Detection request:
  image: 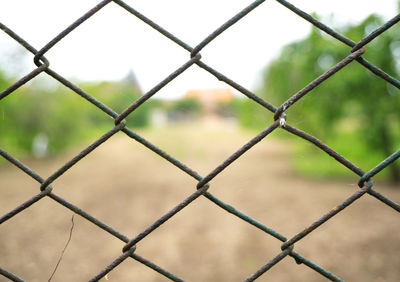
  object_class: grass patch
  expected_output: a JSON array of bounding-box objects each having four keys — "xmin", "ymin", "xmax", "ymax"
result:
[{"xmin": 292, "ymin": 131, "xmax": 390, "ymax": 181}]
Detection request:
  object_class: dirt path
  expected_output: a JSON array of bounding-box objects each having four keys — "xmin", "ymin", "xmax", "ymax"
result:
[{"xmin": 1, "ymin": 124, "xmax": 399, "ymax": 281}]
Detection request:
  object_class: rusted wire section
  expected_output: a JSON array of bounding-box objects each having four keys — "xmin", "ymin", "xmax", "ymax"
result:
[
  {"xmin": 0, "ymin": 267, "xmax": 24, "ymax": 282},
  {"xmin": 245, "ymin": 246, "xmax": 294, "ymax": 282},
  {"xmin": 273, "ymin": 48, "xmax": 365, "ymax": 121},
  {"xmin": 1, "ymin": 0, "xmax": 399, "ymax": 281}
]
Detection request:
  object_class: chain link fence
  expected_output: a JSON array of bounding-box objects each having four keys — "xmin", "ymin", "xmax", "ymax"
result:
[{"xmin": 1, "ymin": 0, "xmax": 399, "ymax": 281}]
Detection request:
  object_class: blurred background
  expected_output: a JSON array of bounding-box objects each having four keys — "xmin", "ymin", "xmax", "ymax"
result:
[{"xmin": 1, "ymin": 0, "xmax": 400, "ymax": 281}]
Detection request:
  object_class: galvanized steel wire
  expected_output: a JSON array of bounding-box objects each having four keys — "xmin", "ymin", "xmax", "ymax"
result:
[{"xmin": 1, "ymin": 1, "xmax": 400, "ymax": 281}]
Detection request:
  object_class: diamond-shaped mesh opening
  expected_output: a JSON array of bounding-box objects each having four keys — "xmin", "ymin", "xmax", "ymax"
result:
[
  {"xmin": 45, "ymin": 2, "xmax": 189, "ymax": 87},
  {"xmin": 49, "ymin": 134, "xmax": 199, "ymax": 236}
]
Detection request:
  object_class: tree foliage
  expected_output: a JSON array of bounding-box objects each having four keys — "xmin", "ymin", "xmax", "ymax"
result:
[
  {"xmin": 0, "ymin": 75, "xmax": 152, "ymax": 157},
  {"xmin": 257, "ymin": 14, "xmax": 400, "ymax": 182}
]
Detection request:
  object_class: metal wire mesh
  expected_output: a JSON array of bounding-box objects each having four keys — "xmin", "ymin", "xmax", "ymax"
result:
[{"xmin": 1, "ymin": 0, "xmax": 399, "ymax": 281}]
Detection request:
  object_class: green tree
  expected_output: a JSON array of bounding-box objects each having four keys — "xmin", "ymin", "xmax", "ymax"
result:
[
  {"xmin": 1, "ymin": 75, "xmax": 151, "ymax": 157},
  {"xmin": 258, "ymin": 14, "xmax": 400, "ymax": 183}
]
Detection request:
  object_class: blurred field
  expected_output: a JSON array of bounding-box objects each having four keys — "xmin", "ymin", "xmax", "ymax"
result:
[{"xmin": 0, "ymin": 123, "xmax": 399, "ymax": 282}]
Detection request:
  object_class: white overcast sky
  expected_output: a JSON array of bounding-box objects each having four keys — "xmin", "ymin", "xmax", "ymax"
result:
[{"xmin": 0, "ymin": 0, "xmax": 398, "ymax": 99}]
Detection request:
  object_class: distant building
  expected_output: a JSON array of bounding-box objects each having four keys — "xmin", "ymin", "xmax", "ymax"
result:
[
  {"xmin": 184, "ymin": 88, "xmax": 234, "ymax": 113},
  {"xmin": 182, "ymin": 88, "xmax": 237, "ymax": 128}
]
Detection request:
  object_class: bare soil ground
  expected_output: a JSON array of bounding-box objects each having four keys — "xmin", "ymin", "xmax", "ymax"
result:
[{"xmin": 1, "ymin": 123, "xmax": 399, "ymax": 282}]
